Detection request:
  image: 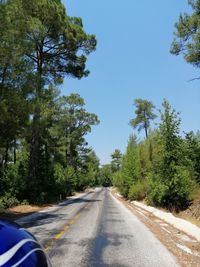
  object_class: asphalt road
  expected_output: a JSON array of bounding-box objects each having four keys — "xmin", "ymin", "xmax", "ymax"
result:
[{"xmin": 18, "ymin": 188, "xmax": 179, "ymax": 267}]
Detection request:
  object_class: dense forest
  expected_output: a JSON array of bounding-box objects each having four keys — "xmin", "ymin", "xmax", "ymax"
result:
[{"xmin": 0, "ymin": 0, "xmax": 103, "ymax": 207}]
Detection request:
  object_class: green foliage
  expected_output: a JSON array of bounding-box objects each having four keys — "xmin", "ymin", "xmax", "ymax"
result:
[
  {"xmin": 53, "ymin": 93, "xmax": 99, "ymax": 170},
  {"xmin": 82, "ymin": 151, "xmax": 100, "ymax": 188},
  {"xmin": 130, "ymin": 99, "xmax": 157, "ymax": 139},
  {"xmin": 159, "ymin": 100, "xmax": 181, "ymax": 165},
  {"xmin": 128, "ymin": 180, "xmax": 149, "ymax": 201},
  {"xmin": 0, "ymin": 0, "xmax": 99, "ymax": 205},
  {"xmin": 113, "ymin": 99, "xmax": 198, "ymax": 212},
  {"xmin": 53, "ymin": 164, "xmax": 76, "ymax": 198},
  {"xmin": 171, "ymin": 0, "xmax": 200, "ymax": 69},
  {"xmin": 111, "ymin": 149, "xmax": 122, "ymax": 173},
  {"xmin": 112, "ymin": 170, "xmax": 122, "ymax": 188},
  {"xmin": 147, "ymin": 166, "xmax": 194, "ymax": 211},
  {"xmin": 0, "ymin": 193, "xmax": 19, "ymax": 209},
  {"xmin": 0, "ymin": 150, "xmax": 29, "ymax": 197},
  {"xmin": 114, "ymin": 135, "xmax": 140, "ymax": 198},
  {"xmin": 147, "ymin": 100, "xmax": 194, "ymax": 211},
  {"xmin": 99, "ymin": 165, "xmax": 112, "ymax": 187},
  {"xmin": 184, "ymin": 131, "xmax": 200, "ymax": 184},
  {"xmin": 146, "ymin": 175, "xmax": 168, "ymax": 207},
  {"xmin": 137, "ymin": 138, "xmax": 152, "ymax": 178}
]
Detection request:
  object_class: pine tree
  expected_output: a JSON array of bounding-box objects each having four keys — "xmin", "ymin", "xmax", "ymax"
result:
[{"xmin": 130, "ymin": 99, "xmax": 156, "ymax": 139}]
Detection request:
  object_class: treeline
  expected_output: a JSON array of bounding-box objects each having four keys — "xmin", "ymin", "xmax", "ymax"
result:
[
  {"xmin": 0, "ymin": 0, "xmax": 100, "ymax": 206},
  {"xmin": 112, "ymin": 99, "xmax": 200, "ymax": 211},
  {"xmin": 112, "ymin": 0, "xmax": 200, "ymax": 212}
]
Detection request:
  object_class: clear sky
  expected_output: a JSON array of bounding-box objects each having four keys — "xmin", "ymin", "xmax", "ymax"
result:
[{"xmin": 61, "ymin": 0, "xmax": 200, "ymax": 165}]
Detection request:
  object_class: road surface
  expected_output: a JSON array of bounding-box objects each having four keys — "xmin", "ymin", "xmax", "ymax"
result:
[{"xmin": 18, "ymin": 188, "xmax": 179, "ymax": 266}]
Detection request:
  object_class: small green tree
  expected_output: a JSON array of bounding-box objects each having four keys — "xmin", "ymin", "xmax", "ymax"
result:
[
  {"xmin": 80, "ymin": 150, "xmax": 100, "ymax": 188},
  {"xmin": 116, "ymin": 135, "xmax": 140, "ymax": 198},
  {"xmin": 148, "ymin": 100, "xmax": 193, "ymax": 211},
  {"xmin": 111, "ymin": 149, "xmax": 122, "ymax": 173},
  {"xmin": 184, "ymin": 131, "xmax": 200, "ymax": 184}
]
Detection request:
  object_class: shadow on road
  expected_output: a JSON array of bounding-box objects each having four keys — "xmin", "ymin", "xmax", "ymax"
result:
[
  {"xmin": 20, "ymin": 197, "xmax": 102, "ymax": 229},
  {"xmin": 58, "ymin": 197, "xmax": 102, "ymax": 207}
]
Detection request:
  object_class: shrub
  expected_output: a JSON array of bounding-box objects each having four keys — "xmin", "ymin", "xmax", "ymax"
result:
[
  {"xmin": 53, "ymin": 164, "xmax": 76, "ymax": 198},
  {"xmin": 146, "ymin": 175, "xmax": 168, "ymax": 206},
  {"xmin": 128, "ymin": 180, "xmax": 149, "ymax": 201},
  {"xmin": 112, "ymin": 171, "xmax": 122, "ymax": 188},
  {"xmin": 0, "ymin": 151, "xmax": 29, "ymax": 201},
  {"xmin": 21, "ymin": 199, "xmax": 29, "ymax": 205},
  {"xmin": 147, "ymin": 166, "xmax": 194, "ymax": 211},
  {"xmin": 0, "ymin": 193, "xmax": 19, "ymax": 209},
  {"xmin": 1, "ymin": 164, "xmax": 19, "ymax": 195},
  {"xmin": 166, "ymin": 166, "xmax": 194, "ymax": 210}
]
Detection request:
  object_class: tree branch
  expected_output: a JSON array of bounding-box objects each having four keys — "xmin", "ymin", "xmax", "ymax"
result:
[{"xmin": 187, "ymin": 76, "xmax": 200, "ymax": 82}]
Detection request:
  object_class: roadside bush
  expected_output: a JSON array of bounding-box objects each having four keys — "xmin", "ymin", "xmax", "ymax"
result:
[
  {"xmin": 53, "ymin": 164, "xmax": 76, "ymax": 199},
  {"xmin": 128, "ymin": 180, "xmax": 149, "ymax": 201},
  {"xmin": 21, "ymin": 199, "xmax": 29, "ymax": 205},
  {"xmin": 166, "ymin": 166, "xmax": 194, "ymax": 210},
  {"xmin": 0, "ymin": 193, "xmax": 19, "ymax": 209},
  {"xmin": 118, "ymin": 175, "xmax": 130, "ymax": 198},
  {"xmin": 1, "ymin": 164, "xmax": 19, "ymax": 195},
  {"xmin": 112, "ymin": 171, "xmax": 122, "ymax": 188},
  {"xmin": 146, "ymin": 174, "xmax": 168, "ymax": 207},
  {"xmin": 0, "ymin": 151, "xmax": 30, "ymax": 201},
  {"xmin": 112, "ymin": 171, "xmax": 131, "ymax": 198},
  {"xmin": 147, "ymin": 166, "xmax": 194, "ymax": 211}
]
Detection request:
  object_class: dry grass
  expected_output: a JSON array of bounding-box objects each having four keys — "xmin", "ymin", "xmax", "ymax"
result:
[{"xmin": 0, "ymin": 204, "xmax": 51, "ymax": 221}]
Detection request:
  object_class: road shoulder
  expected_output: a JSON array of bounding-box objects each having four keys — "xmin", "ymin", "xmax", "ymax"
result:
[
  {"xmin": 111, "ymin": 189, "xmax": 200, "ymax": 267},
  {"xmin": 15, "ymin": 191, "xmax": 91, "ymax": 225}
]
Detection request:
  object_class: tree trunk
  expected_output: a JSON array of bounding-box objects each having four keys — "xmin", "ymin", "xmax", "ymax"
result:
[
  {"xmin": 28, "ymin": 47, "xmax": 43, "ymax": 190},
  {"xmin": 29, "ymin": 107, "xmax": 40, "ymax": 181},
  {"xmin": 149, "ymin": 140, "xmax": 153, "ymax": 163},
  {"xmin": 44, "ymin": 142, "xmax": 49, "ymax": 178},
  {"xmin": 13, "ymin": 139, "xmax": 17, "ymax": 164},
  {"xmin": 4, "ymin": 140, "xmax": 9, "ymax": 167},
  {"xmin": 144, "ymin": 125, "xmax": 148, "ymax": 139}
]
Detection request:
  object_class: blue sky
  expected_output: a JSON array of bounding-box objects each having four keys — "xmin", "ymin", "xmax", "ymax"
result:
[{"xmin": 61, "ymin": 0, "xmax": 200, "ymax": 165}]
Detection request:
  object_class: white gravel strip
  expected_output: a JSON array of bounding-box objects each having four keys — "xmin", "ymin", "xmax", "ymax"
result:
[
  {"xmin": 176, "ymin": 244, "xmax": 193, "ymax": 255},
  {"xmin": 132, "ymin": 201, "xmax": 200, "ymax": 242}
]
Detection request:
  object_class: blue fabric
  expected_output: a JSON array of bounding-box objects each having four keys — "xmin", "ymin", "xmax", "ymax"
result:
[{"xmin": 0, "ymin": 220, "xmax": 48, "ymax": 267}]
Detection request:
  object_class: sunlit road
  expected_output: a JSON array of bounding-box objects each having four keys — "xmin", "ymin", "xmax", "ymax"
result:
[{"xmin": 17, "ymin": 188, "xmax": 179, "ymax": 267}]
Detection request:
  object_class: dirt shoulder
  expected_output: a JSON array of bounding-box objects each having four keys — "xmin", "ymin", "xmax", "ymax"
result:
[
  {"xmin": 0, "ymin": 204, "xmax": 51, "ymax": 221},
  {"xmin": 0, "ymin": 189, "xmax": 95, "ymax": 222},
  {"xmin": 112, "ymin": 189, "xmax": 200, "ymax": 267}
]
